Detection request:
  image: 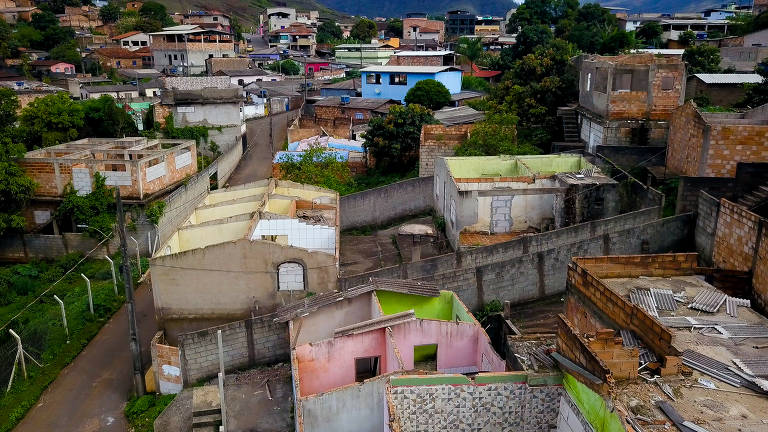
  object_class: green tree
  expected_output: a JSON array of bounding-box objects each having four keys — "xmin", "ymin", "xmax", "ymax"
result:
[
  {"xmin": 19, "ymin": 92, "xmax": 84, "ymax": 149},
  {"xmin": 679, "ymin": 30, "xmax": 697, "ymax": 46},
  {"xmin": 456, "ymin": 37, "xmax": 483, "ymax": 75},
  {"xmin": 99, "ymin": 3, "xmax": 120, "ymax": 24},
  {"xmin": 81, "ymin": 95, "xmax": 139, "ymax": 138},
  {"xmin": 56, "ymin": 173, "xmax": 116, "ymax": 239},
  {"xmin": 350, "ymin": 18, "xmax": 377, "ymax": 41},
  {"xmin": 30, "ymin": 10, "xmax": 60, "ymax": 32},
  {"xmin": 683, "ymin": 44, "xmax": 722, "ymax": 74},
  {"xmin": 386, "ymin": 18, "xmax": 402, "ymax": 38},
  {"xmin": 507, "ymin": 0, "xmax": 579, "ymax": 31},
  {"xmin": 0, "ymin": 136, "xmax": 37, "ymax": 235},
  {"xmin": 364, "ymin": 104, "xmax": 438, "ymax": 173},
  {"xmin": 266, "ymin": 59, "xmax": 300, "ymax": 75},
  {"xmin": 462, "ymin": 75, "xmax": 490, "ymax": 93},
  {"xmin": 12, "ymin": 24, "xmax": 43, "ymax": 49},
  {"xmin": 277, "ymin": 145, "xmax": 354, "ymax": 194},
  {"xmin": 0, "ymin": 89, "xmax": 36, "ymax": 235},
  {"xmin": 41, "ymin": 26, "xmax": 76, "ymax": 51},
  {"xmin": 636, "ymin": 21, "xmax": 663, "ymax": 47},
  {"xmin": 514, "ymin": 24, "xmax": 553, "ymax": 59},
  {"xmin": 456, "ymin": 113, "xmax": 541, "ymax": 156},
  {"xmin": 404, "ymin": 79, "xmax": 451, "ymax": 110},
  {"xmin": 600, "ymin": 30, "xmax": 636, "ymax": 55},
  {"xmin": 231, "ymin": 16, "xmax": 244, "ymax": 41},
  {"xmin": 49, "ymin": 40, "xmax": 81, "ymax": 70},
  {"xmin": 739, "ymin": 58, "xmax": 768, "ymax": 107},
  {"xmin": 138, "ymin": 1, "xmax": 172, "ymax": 25},
  {"xmin": 317, "ymin": 21, "xmax": 343, "ymax": 43},
  {"xmin": 0, "ymin": 17, "xmax": 10, "ymax": 59}
]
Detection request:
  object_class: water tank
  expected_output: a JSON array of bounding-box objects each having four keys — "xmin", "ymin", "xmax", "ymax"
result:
[{"xmin": 340, "ymin": 95, "xmax": 350, "ymax": 104}]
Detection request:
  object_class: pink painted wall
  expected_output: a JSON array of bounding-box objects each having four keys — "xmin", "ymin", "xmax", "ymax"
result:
[
  {"xmin": 477, "ymin": 333, "xmax": 507, "ymax": 372},
  {"xmin": 295, "ymin": 328, "xmax": 393, "ymax": 397},
  {"xmin": 389, "ymin": 319, "xmax": 504, "ymax": 372}
]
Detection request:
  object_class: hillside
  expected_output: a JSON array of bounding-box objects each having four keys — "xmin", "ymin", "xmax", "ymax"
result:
[
  {"xmin": 155, "ymin": 0, "xmax": 345, "ymax": 25},
  {"xmin": 314, "ymin": 0, "xmax": 730, "ymax": 17}
]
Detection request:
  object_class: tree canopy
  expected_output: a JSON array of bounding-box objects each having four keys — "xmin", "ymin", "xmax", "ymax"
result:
[
  {"xmin": 317, "ymin": 21, "xmax": 343, "ymax": 43},
  {"xmin": 277, "ymin": 145, "xmax": 354, "ymax": 195},
  {"xmin": 99, "ymin": 3, "xmax": 120, "ymax": 24},
  {"xmin": 739, "ymin": 58, "xmax": 768, "ymax": 108},
  {"xmin": 0, "ymin": 89, "xmax": 36, "ymax": 236},
  {"xmin": 683, "ymin": 45, "xmax": 722, "ymax": 74},
  {"xmin": 364, "ymin": 104, "xmax": 438, "ymax": 173},
  {"xmin": 456, "ymin": 37, "xmax": 483, "ymax": 73},
  {"xmin": 404, "ymin": 79, "xmax": 451, "ymax": 110},
  {"xmin": 350, "ymin": 18, "xmax": 378, "ymax": 41},
  {"xmin": 266, "ymin": 59, "xmax": 301, "ymax": 75},
  {"xmin": 455, "ymin": 113, "xmax": 541, "ymax": 156},
  {"xmin": 636, "ymin": 21, "xmax": 663, "ymax": 48},
  {"xmin": 81, "ymin": 96, "xmax": 138, "ymax": 138},
  {"xmin": 18, "ymin": 93, "xmax": 84, "ymax": 149}
]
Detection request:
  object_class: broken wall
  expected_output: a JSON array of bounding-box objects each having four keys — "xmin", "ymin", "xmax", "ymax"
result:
[
  {"xmin": 299, "ymin": 375, "xmax": 389, "ymax": 432},
  {"xmin": 151, "ymin": 331, "xmax": 183, "ymax": 394},
  {"xmin": 419, "ymin": 124, "xmax": 472, "ymax": 177}
]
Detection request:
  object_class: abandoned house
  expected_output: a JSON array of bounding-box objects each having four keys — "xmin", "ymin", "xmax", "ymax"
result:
[
  {"xmin": 433, "ymin": 154, "xmax": 619, "ymax": 249},
  {"xmin": 151, "ymin": 179, "xmax": 339, "ymax": 341},
  {"xmin": 18, "ymin": 137, "xmax": 197, "ymax": 232},
  {"xmin": 559, "ymin": 253, "xmax": 768, "ymax": 431},
  {"xmin": 667, "ymin": 101, "xmax": 768, "ymax": 178},
  {"xmin": 576, "ymin": 53, "xmax": 686, "ymax": 151},
  {"xmin": 273, "ymin": 278, "xmax": 571, "ymax": 432},
  {"xmin": 418, "ymin": 106, "xmax": 485, "ymax": 177}
]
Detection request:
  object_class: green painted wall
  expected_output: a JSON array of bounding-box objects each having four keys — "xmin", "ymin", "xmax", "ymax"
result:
[
  {"xmin": 375, "ymin": 291, "xmax": 474, "ymax": 323},
  {"xmin": 563, "ymin": 374, "xmax": 624, "ymax": 432},
  {"xmin": 413, "ymin": 344, "xmax": 438, "ymax": 362},
  {"xmin": 390, "ymin": 375, "xmax": 471, "ymax": 386},
  {"xmin": 443, "ymin": 154, "xmax": 593, "ymax": 179}
]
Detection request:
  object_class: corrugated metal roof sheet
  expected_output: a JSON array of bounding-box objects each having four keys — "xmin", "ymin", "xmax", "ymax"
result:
[
  {"xmin": 726, "ymin": 296, "xmax": 751, "ymax": 318},
  {"xmin": 630, "ymin": 289, "xmax": 658, "ymax": 317},
  {"xmin": 694, "ymin": 73, "xmax": 763, "ymax": 84},
  {"xmin": 651, "ymin": 288, "xmax": 678, "ymax": 311},
  {"xmin": 688, "ymin": 289, "xmax": 727, "ymax": 313},
  {"xmin": 393, "ymin": 50, "xmax": 454, "ymax": 56}
]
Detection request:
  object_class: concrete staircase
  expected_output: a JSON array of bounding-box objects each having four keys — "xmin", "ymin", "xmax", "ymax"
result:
[
  {"xmin": 738, "ymin": 184, "xmax": 768, "ymax": 210},
  {"xmin": 558, "ymin": 107, "xmax": 579, "ymax": 142},
  {"xmin": 192, "ymin": 385, "xmax": 222, "ymax": 432}
]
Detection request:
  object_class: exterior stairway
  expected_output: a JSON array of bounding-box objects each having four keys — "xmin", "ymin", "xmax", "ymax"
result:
[
  {"xmin": 557, "ymin": 107, "xmax": 579, "ymax": 142},
  {"xmin": 192, "ymin": 385, "xmax": 222, "ymax": 432},
  {"xmin": 738, "ymin": 184, "xmax": 768, "ymax": 210}
]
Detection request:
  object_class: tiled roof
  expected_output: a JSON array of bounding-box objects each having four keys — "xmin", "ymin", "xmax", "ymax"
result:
[
  {"xmin": 112, "ymin": 30, "xmax": 143, "ymax": 40},
  {"xmin": 273, "ymin": 278, "xmax": 439, "ymax": 322}
]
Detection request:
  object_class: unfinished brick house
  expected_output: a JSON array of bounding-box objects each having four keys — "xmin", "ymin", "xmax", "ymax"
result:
[
  {"xmin": 309, "ymin": 97, "xmax": 397, "ymax": 137},
  {"xmin": 576, "ymin": 53, "xmax": 686, "ymax": 152},
  {"xmin": 418, "ymin": 106, "xmax": 485, "ymax": 177},
  {"xmin": 560, "ymin": 253, "xmax": 768, "ymax": 430},
  {"xmin": 667, "ymin": 101, "xmax": 768, "ymax": 178},
  {"xmin": 19, "ymin": 137, "xmax": 197, "ymax": 231}
]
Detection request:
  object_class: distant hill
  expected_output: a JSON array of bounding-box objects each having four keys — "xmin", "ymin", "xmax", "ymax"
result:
[{"xmin": 314, "ymin": 0, "xmax": 733, "ymax": 18}]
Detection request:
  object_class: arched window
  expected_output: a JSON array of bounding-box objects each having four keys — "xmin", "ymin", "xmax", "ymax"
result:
[{"xmin": 278, "ymin": 262, "xmax": 305, "ymax": 291}]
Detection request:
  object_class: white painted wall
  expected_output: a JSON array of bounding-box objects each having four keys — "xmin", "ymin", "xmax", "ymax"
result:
[
  {"xmin": 250, "ymin": 219, "xmax": 335, "ymax": 255},
  {"xmin": 509, "ymin": 193, "xmax": 556, "ymax": 231}
]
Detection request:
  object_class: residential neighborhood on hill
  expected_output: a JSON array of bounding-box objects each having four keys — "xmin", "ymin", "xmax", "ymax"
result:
[{"xmin": 0, "ymin": 0, "xmax": 768, "ymax": 431}]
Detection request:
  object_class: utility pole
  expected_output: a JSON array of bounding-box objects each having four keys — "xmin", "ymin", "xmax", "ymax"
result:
[{"xmin": 116, "ymin": 188, "xmax": 145, "ymax": 397}]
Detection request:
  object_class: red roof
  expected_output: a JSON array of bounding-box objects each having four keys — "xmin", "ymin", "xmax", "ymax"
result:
[
  {"xmin": 31, "ymin": 60, "xmax": 72, "ymax": 66},
  {"xmin": 466, "ymin": 63, "xmax": 501, "ymax": 78},
  {"xmin": 95, "ymin": 47, "xmax": 146, "ymax": 59},
  {"xmin": 112, "ymin": 30, "xmax": 143, "ymax": 40}
]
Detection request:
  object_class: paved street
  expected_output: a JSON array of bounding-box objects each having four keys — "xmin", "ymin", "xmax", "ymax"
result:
[{"xmin": 14, "ymin": 280, "xmax": 157, "ymax": 432}]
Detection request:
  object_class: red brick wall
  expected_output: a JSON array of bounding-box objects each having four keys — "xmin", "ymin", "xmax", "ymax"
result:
[
  {"xmin": 667, "ymin": 101, "xmax": 706, "ymax": 176},
  {"xmin": 418, "ymin": 124, "xmax": 473, "ymax": 177},
  {"xmin": 703, "ymin": 123, "xmax": 768, "ymax": 177},
  {"xmin": 151, "ymin": 331, "xmax": 183, "ymax": 394},
  {"xmin": 587, "ymin": 329, "xmax": 639, "ymax": 380},
  {"xmin": 712, "ymin": 199, "xmax": 761, "ymax": 271},
  {"xmin": 567, "ymin": 255, "xmax": 692, "ymax": 357},
  {"xmin": 557, "ymin": 314, "xmax": 613, "ymax": 394},
  {"xmin": 388, "ymin": 56, "xmax": 444, "ymax": 66}
]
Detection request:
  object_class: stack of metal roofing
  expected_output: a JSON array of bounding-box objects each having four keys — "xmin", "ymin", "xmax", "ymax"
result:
[
  {"xmin": 651, "ymin": 288, "xmax": 678, "ymax": 311},
  {"xmin": 726, "ymin": 296, "xmax": 751, "ymax": 318},
  {"xmin": 688, "ymin": 289, "xmax": 727, "ymax": 313},
  {"xmin": 630, "ymin": 289, "xmax": 658, "ymax": 317},
  {"xmin": 682, "ymin": 350, "xmax": 768, "ymax": 394},
  {"xmin": 621, "ymin": 329, "xmax": 658, "ymax": 364}
]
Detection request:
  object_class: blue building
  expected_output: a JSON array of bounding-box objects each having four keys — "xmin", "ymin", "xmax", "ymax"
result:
[{"xmin": 360, "ymin": 66, "xmax": 462, "ymax": 101}]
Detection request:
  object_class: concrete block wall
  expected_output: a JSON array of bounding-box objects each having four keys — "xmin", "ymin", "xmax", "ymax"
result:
[
  {"xmin": 418, "ymin": 124, "xmax": 472, "ymax": 177},
  {"xmin": 676, "ymin": 176, "xmax": 735, "ymax": 215},
  {"xmin": 712, "ymin": 199, "xmax": 761, "ymax": 272},
  {"xmin": 695, "ymin": 192, "xmax": 721, "ymax": 265},
  {"xmin": 339, "ymin": 176, "xmax": 433, "ymax": 230},
  {"xmin": 490, "ymin": 196, "xmax": 513, "ymax": 233},
  {"xmin": 178, "ymin": 315, "xmax": 289, "ymax": 384},
  {"xmin": 340, "ymin": 209, "xmax": 694, "ymax": 311}
]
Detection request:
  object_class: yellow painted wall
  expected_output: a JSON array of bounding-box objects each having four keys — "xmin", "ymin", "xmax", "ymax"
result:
[{"xmin": 177, "ymin": 220, "xmax": 251, "ymax": 251}]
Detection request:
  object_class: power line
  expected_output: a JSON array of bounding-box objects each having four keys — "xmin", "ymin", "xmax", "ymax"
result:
[{"xmin": 0, "ymin": 235, "xmax": 113, "ymax": 333}]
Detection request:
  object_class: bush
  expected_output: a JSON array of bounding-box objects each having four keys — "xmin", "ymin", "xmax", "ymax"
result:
[
  {"xmin": 125, "ymin": 394, "xmax": 176, "ymax": 432},
  {"xmin": 404, "ymin": 79, "xmax": 451, "ymax": 110},
  {"xmin": 145, "ymin": 200, "xmax": 166, "ymax": 225}
]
